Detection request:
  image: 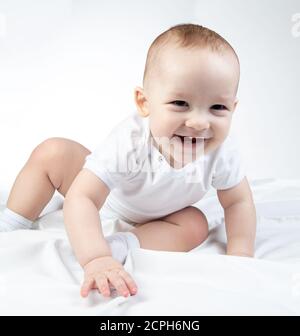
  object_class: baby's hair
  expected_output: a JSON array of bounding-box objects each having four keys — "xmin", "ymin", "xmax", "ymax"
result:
[{"xmin": 143, "ymin": 23, "xmax": 239, "ymax": 88}]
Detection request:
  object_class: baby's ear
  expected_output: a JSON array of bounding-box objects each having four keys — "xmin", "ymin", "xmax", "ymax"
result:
[{"xmin": 134, "ymin": 86, "xmax": 149, "ymax": 117}]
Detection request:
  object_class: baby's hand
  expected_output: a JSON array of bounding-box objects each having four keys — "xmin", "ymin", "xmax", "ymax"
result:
[{"xmin": 80, "ymin": 256, "xmax": 138, "ymax": 298}]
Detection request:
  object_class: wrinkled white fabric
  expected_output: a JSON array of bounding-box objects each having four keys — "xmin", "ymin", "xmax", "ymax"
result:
[{"xmin": 0, "ymin": 178, "xmax": 299, "ymax": 315}]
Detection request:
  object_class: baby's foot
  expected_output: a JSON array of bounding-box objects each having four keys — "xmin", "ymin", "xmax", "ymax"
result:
[
  {"xmin": 105, "ymin": 231, "xmax": 140, "ymax": 264},
  {"xmin": 0, "ymin": 208, "xmax": 34, "ymax": 232}
]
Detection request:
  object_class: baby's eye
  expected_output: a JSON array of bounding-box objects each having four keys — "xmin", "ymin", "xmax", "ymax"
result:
[
  {"xmin": 211, "ymin": 104, "xmax": 228, "ymax": 111},
  {"xmin": 171, "ymin": 100, "xmax": 189, "ymax": 107}
]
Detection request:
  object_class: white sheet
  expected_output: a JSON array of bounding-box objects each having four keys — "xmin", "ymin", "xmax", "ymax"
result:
[{"xmin": 0, "ymin": 178, "xmax": 300, "ymax": 315}]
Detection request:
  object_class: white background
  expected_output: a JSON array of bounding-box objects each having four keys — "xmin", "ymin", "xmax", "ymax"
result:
[{"xmin": 0, "ymin": 0, "xmax": 299, "ymax": 202}]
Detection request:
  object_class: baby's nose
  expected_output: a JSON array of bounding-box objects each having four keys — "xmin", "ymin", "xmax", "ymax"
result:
[{"xmin": 185, "ymin": 117, "xmax": 210, "ymax": 131}]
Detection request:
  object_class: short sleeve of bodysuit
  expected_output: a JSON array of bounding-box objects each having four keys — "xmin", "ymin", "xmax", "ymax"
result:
[{"xmin": 211, "ymin": 134, "xmax": 247, "ymax": 190}]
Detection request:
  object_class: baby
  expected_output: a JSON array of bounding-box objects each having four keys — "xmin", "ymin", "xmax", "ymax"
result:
[{"xmin": 0, "ymin": 24, "xmax": 256, "ymax": 299}]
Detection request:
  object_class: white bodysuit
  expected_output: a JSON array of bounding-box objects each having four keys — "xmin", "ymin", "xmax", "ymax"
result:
[{"xmin": 83, "ymin": 111, "xmax": 246, "ymax": 225}]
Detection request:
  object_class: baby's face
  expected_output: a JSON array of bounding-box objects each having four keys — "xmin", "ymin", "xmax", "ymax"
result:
[{"xmin": 136, "ymin": 46, "xmax": 240, "ymax": 168}]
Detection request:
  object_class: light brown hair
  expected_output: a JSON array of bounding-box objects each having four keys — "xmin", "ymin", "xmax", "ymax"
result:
[{"xmin": 143, "ymin": 23, "xmax": 239, "ymax": 88}]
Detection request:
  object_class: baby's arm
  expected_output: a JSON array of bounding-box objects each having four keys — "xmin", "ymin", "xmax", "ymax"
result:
[
  {"xmin": 63, "ymin": 168, "xmax": 112, "ymax": 266},
  {"xmin": 217, "ymin": 177, "xmax": 256, "ymax": 257},
  {"xmin": 63, "ymin": 168, "xmax": 137, "ymax": 297}
]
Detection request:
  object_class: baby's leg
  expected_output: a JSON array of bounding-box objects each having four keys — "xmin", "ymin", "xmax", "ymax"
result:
[
  {"xmin": 131, "ymin": 206, "xmax": 209, "ymax": 252},
  {"xmin": 5, "ymin": 137, "xmax": 91, "ymax": 221}
]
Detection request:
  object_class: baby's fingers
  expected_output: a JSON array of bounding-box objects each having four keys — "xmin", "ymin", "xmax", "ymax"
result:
[
  {"xmin": 119, "ymin": 270, "xmax": 138, "ymax": 295},
  {"xmin": 95, "ymin": 275, "xmax": 111, "ymax": 297},
  {"xmin": 80, "ymin": 278, "xmax": 95, "ymax": 298},
  {"xmin": 108, "ymin": 272, "xmax": 130, "ymax": 297}
]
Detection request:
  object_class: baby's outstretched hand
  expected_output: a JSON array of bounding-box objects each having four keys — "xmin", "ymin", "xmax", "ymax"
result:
[{"xmin": 80, "ymin": 256, "xmax": 138, "ymax": 298}]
